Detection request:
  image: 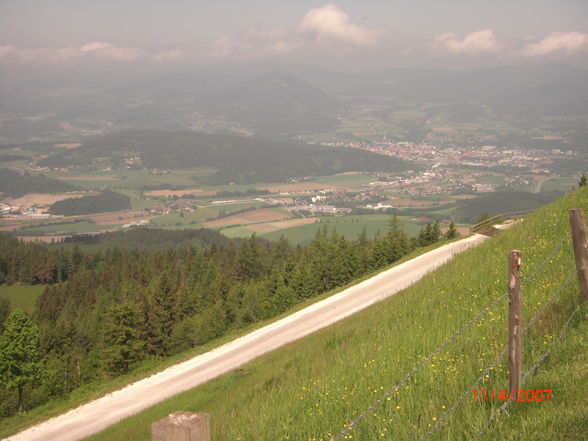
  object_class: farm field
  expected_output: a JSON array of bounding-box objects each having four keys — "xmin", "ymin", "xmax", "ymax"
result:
[
  {"xmin": 86, "ymin": 210, "xmax": 152, "ymax": 225},
  {"xmin": 204, "ymin": 208, "xmax": 289, "ymax": 228},
  {"xmin": 539, "ymin": 177, "xmax": 578, "ymax": 192},
  {"xmin": 42, "ymin": 169, "xmax": 216, "ymax": 191},
  {"xmin": 150, "ymin": 209, "xmax": 218, "ymax": 228},
  {"xmin": 144, "ymin": 189, "xmax": 216, "ymax": 198},
  {"xmin": 220, "ymin": 218, "xmax": 319, "ymax": 238},
  {"xmin": 19, "ymin": 221, "xmax": 119, "ymax": 235},
  {"xmin": 258, "ymin": 214, "xmax": 423, "ymax": 245},
  {"xmin": 312, "ymin": 172, "xmax": 375, "ymax": 189},
  {"xmin": 6, "ymin": 192, "xmax": 95, "ymax": 209},
  {"xmin": 0, "ymin": 284, "xmax": 45, "ymax": 313}
]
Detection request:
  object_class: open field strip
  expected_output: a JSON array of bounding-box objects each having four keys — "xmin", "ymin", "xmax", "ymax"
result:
[
  {"xmin": 260, "ymin": 214, "xmax": 422, "ymax": 245},
  {"xmin": 5, "ymin": 193, "xmax": 96, "ymax": 208},
  {"xmin": 203, "ymin": 208, "xmax": 289, "ymax": 228},
  {"xmin": 86, "ymin": 211, "xmax": 152, "ymax": 225},
  {"xmin": 0, "ymin": 284, "xmax": 45, "ymax": 313},
  {"xmin": 5, "ymin": 234, "xmax": 489, "ymax": 441},
  {"xmin": 144, "ymin": 189, "xmax": 216, "ymax": 197},
  {"xmin": 259, "ymin": 182, "xmax": 343, "ymax": 193},
  {"xmin": 219, "ymin": 218, "xmax": 321, "ymax": 239},
  {"xmin": 248, "ymin": 218, "xmax": 319, "ymax": 233}
]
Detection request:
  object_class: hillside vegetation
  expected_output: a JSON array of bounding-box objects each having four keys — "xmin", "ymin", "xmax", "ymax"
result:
[
  {"xmin": 82, "ymin": 188, "xmax": 588, "ymax": 441},
  {"xmin": 49, "ymin": 190, "xmax": 131, "ymax": 215},
  {"xmin": 38, "ymin": 131, "xmax": 417, "ymax": 184},
  {"xmin": 0, "ymin": 169, "xmax": 77, "ymax": 198},
  {"xmin": 60, "ymin": 228, "xmax": 245, "ymax": 251},
  {"xmin": 0, "ymin": 217, "xmax": 449, "ymax": 429}
]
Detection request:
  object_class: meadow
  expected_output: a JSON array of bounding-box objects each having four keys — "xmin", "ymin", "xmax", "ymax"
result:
[
  {"xmin": 81, "ymin": 187, "xmax": 588, "ymax": 441},
  {"xmin": 18, "ymin": 220, "xmax": 119, "ymax": 235},
  {"xmin": 254, "ymin": 214, "xmax": 423, "ymax": 245},
  {"xmin": 0, "ymin": 284, "xmax": 45, "ymax": 313}
]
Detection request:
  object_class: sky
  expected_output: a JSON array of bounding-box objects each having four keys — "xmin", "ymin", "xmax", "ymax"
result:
[{"xmin": 1, "ymin": 0, "xmax": 587, "ymax": 72}]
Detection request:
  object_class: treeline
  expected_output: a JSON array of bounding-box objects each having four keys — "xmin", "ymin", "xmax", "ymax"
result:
[
  {"xmin": 61, "ymin": 228, "xmax": 244, "ymax": 251},
  {"xmin": 50, "ymin": 131, "xmax": 417, "ymax": 184},
  {"xmin": 0, "ymin": 218, "xmax": 448, "ymax": 417},
  {"xmin": 49, "ymin": 190, "xmax": 131, "ymax": 216},
  {"xmin": 0, "ymin": 169, "xmax": 76, "ymax": 198},
  {"xmin": 0, "ymin": 154, "xmax": 30, "ymax": 162},
  {"xmin": 0, "ymin": 233, "xmax": 81, "ymax": 285}
]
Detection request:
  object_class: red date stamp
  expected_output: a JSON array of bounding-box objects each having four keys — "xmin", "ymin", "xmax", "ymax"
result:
[{"xmin": 472, "ymin": 388, "xmax": 553, "ymax": 402}]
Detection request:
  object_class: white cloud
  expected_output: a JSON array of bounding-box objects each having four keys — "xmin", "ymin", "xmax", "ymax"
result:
[
  {"xmin": 0, "ymin": 41, "xmax": 143, "ymax": 63},
  {"xmin": 78, "ymin": 41, "xmax": 142, "ymax": 61},
  {"xmin": 298, "ymin": 3, "xmax": 384, "ymax": 47},
  {"xmin": 150, "ymin": 49, "xmax": 185, "ymax": 63},
  {"xmin": 0, "ymin": 44, "xmax": 17, "ymax": 58},
  {"xmin": 211, "ymin": 27, "xmax": 298, "ymax": 58},
  {"xmin": 521, "ymin": 31, "xmax": 588, "ymax": 56},
  {"xmin": 434, "ymin": 29, "xmax": 503, "ymax": 55}
]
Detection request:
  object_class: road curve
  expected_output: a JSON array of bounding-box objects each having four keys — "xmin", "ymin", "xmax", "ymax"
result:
[{"xmin": 5, "ymin": 233, "xmax": 489, "ymax": 441}]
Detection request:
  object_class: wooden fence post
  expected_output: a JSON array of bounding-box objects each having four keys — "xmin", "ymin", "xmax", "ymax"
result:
[
  {"xmin": 568, "ymin": 208, "xmax": 588, "ymax": 301},
  {"xmin": 152, "ymin": 412, "xmax": 211, "ymax": 441},
  {"xmin": 508, "ymin": 250, "xmax": 522, "ymax": 394}
]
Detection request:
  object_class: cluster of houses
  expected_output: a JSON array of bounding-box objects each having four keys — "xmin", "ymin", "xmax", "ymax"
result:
[{"xmin": 0, "ymin": 204, "xmax": 51, "ymax": 219}]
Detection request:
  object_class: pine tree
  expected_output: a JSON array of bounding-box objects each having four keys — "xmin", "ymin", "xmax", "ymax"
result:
[
  {"xmin": 0, "ymin": 298, "xmax": 10, "ymax": 332},
  {"xmin": 445, "ymin": 221, "xmax": 459, "ymax": 239},
  {"xmin": 0, "ymin": 310, "xmax": 40, "ymax": 412},
  {"xmin": 100, "ymin": 302, "xmax": 144, "ymax": 376},
  {"xmin": 148, "ymin": 274, "xmax": 178, "ymax": 354}
]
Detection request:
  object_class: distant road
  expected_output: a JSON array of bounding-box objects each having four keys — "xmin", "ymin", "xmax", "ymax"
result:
[
  {"xmin": 5, "ymin": 234, "xmax": 490, "ymax": 441},
  {"xmin": 532, "ymin": 176, "xmax": 555, "ymax": 193}
]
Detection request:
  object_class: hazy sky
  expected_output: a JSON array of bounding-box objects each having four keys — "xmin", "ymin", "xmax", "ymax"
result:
[{"xmin": 1, "ymin": 0, "xmax": 587, "ymax": 71}]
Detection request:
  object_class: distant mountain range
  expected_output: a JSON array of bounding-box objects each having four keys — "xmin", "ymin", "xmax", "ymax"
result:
[
  {"xmin": 1, "ymin": 62, "xmax": 587, "ymax": 144},
  {"xmin": 198, "ymin": 71, "xmax": 339, "ymax": 136}
]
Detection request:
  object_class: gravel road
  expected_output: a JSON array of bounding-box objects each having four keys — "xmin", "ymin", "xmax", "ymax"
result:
[{"xmin": 5, "ymin": 233, "xmax": 489, "ymax": 441}]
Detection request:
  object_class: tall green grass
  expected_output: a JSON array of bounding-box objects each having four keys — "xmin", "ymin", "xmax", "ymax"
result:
[
  {"xmin": 83, "ymin": 187, "xmax": 588, "ymax": 441},
  {"xmin": 0, "ymin": 284, "xmax": 45, "ymax": 313}
]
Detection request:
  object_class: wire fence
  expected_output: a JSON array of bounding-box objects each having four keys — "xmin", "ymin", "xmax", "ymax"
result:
[
  {"xmin": 469, "ymin": 210, "xmax": 534, "ymax": 234},
  {"xmin": 521, "ymin": 234, "xmax": 571, "ymax": 286},
  {"xmin": 329, "ymin": 233, "xmax": 579, "ymax": 441},
  {"xmin": 477, "ymin": 299, "xmax": 584, "ymax": 439},
  {"xmin": 330, "ymin": 290, "xmax": 508, "ymax": 440}
]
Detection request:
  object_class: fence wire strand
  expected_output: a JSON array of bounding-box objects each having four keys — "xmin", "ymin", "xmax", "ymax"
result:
[
  {"xmin": 521, "ymin": 234, "xmax": 571, "ymax": 286},
  {"xmin": 328, "ymin": 234, "xmax": 576, "ymax": 441},
  {"xmin": 522, "ymin": 270, "xmax": 576, "ymax": 335},
  {"xmin": 418, "ymin": 344, "xmax": 509, "ymax": 441},
  {"xmin": 478, "ymin": 300, "xmax": 584, "ymax": 439},
  {"xmin": 420, "ymin": 267, "xmax": 576, "ymax": 441},
  {"xmin": 330, "ymin": 291, "xmax": 508, "ymax": 440}
]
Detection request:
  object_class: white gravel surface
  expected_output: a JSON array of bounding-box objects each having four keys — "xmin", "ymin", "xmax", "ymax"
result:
[{"xmin": 5, "ymin": 233, "xmax": 489, "ymax": 441}]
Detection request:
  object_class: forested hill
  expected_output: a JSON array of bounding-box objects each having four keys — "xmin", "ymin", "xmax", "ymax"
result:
[
  {"xmin": 61, "ymin": 227, "xmax": 246, "ymax": 251},
  {"xmin": 48, "ymin": 190, "xmax": 131, "ymax": 216},
  {"xmin": 0, "ymin": 217, "xmax": 444, "ymax": 417},
  {"xmin": 39, "ymin": 131, "xmax": 418, "ymax": 184},
  {"xmin": 0, "ymin": 169, "xmax": 77, "ymax": 198}
]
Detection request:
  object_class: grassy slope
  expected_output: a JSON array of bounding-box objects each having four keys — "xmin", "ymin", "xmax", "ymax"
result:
[
  {"xmin": 0, "ymin": 284, "xmax": 44, "ymax": 313},
  {"xmin": 258, "ymin": 215, "xmax": 422, "ymax": 245},
  {"xmin": 83, "ymin": 187, "xmax": 588, "ymax": 441}
]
